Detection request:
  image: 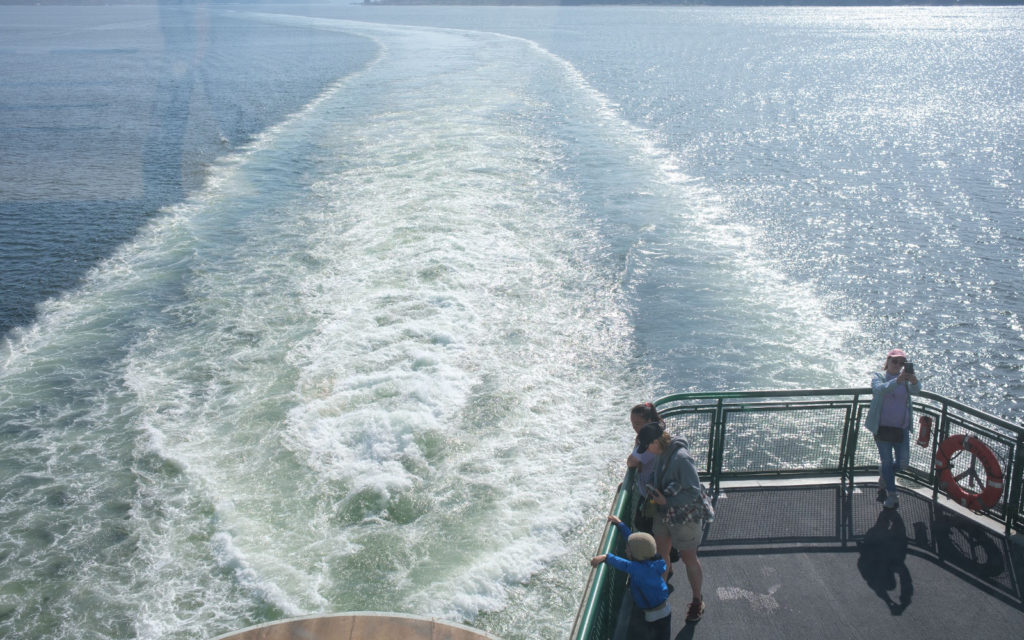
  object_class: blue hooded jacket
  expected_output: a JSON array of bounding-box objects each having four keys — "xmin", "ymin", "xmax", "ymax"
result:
[{"xmin": 604, "ymin": 521, "xmax": 669, "ymax": 615}]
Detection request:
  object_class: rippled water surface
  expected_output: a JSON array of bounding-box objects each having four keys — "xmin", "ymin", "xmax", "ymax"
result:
[{"xmin": 1, "ymin": 5, "xmax": 1022, "ymax": 640}]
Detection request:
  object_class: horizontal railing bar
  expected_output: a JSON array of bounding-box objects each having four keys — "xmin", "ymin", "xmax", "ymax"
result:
[
  {"xmin": 657, "ymin": 389, "xmax": 1021, "ymax": 435},
  {"xmin": 916, "ymin": 390, "xmax": 1021, "ymax": 432}
]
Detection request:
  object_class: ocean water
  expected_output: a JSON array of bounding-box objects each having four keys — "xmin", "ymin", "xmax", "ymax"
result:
[{"xmin": 1, "ymin": 5, "xmax": 1022, "ymax": 640}]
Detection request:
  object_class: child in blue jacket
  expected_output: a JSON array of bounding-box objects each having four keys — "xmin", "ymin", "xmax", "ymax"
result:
[{"xmin": 590, "ymin": 515, "xmax": 671, "ymax": 639}]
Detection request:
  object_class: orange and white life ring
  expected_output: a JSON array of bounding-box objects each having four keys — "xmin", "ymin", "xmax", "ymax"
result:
[{"xmin": 934, "ymin": 434, "xmax": 1004, "ymax": 511}]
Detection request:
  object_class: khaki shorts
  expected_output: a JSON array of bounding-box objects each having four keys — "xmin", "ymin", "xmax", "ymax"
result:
[{"xmin": 653, "ymin": 518, "xmax": 703, "ymax": 551}]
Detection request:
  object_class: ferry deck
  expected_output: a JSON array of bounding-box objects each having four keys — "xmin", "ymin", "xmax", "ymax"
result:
[{"xmin": 573, "ymin": 389, "xmax": 1024, "ymax": 640}]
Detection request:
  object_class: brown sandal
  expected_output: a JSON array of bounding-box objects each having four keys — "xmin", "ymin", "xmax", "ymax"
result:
[{"xmin": 685, "ymin": 599, "xmax": 705, "ymax": 622}]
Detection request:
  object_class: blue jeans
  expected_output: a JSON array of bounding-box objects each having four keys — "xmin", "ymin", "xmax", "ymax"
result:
[{"xmin": 877, "ymin": 436, "xmax": 910, "ymax": 493}]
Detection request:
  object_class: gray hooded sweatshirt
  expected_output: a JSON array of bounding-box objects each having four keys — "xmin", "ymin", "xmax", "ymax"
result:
[{"xmin": 653, "ymin": 435, "xmax": 702, "ymax": 511}]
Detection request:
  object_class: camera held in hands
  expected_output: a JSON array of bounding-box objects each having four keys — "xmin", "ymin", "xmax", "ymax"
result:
[{"xmin": 904, "ymin": 362, "xmax": 915, "ymax": 375}]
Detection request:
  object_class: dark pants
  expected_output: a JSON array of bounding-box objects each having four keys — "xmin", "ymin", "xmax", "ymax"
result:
[
  {"xmin": 630, "ymin": 606, "xmax": 671, "ymax": 640},
  {"xmin": 646, "ymin": 615, "xmax": 671, "ymax": 640},
  {"xmin": 634, "ymin": 498, "xmax": 655, "ymax": 534}
]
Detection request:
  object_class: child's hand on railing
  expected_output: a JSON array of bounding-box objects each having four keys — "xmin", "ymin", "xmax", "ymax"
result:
[{"xmin": 606, "ymin": 514, "xmax": 621, "ymax": 525}]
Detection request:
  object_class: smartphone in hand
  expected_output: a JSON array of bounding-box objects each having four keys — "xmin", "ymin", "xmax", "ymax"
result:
[{"xmin": 904, "ymin": 362, "xmax": 915, "ymax": 375}]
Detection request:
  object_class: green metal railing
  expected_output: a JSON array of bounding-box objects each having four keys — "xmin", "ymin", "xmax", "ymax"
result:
[
  {"xmin": 569, "ymin": 388, "xmax": 1023, "ymax": 640},
  {"xmin": 653, "ymin": 388, "xmax": 1024, "ymax": 533},
  {"xmin": 568, "ymin": 467, "xmax": 634, "ymax": 640}
]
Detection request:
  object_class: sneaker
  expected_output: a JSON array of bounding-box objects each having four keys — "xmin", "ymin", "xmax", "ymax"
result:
[
  {"xmin": 883, "ymin": 494, "xmax": 899, "ymax": 510},
  {"xmin": 686, "ymin": 599, "xmax": 705, "ymax": 622}
]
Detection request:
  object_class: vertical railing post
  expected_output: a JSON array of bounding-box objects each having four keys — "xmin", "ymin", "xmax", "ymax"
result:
[
  {"xmin": 838, "ymin": 400, "xmax": 847, "ymax": 485},
  {"xmin": 1007, "ymin": 433, "xmax": 1024, "ymax": 536},
  {"xmin": 710, "ymin": 397, "xmax": 725, "ymax": 495},
  {"xmin": 926, "ymin": 401, "xmax": 940, "ymax": 487},
  {"xmin": 839, "ymin": 396, "xmax": 853, "ymax": 487},
  {"xmin": 841, "ymin": 394, "xmax": 862, "ymax": 489},
  {"xmin": 932, "ymin": 400, "xmax": 951, "ymax": 503}
]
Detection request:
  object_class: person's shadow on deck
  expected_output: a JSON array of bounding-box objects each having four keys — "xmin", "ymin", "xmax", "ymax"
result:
[{"xmin": 857, "ymin": 509, "xmax": 914, "ymax": 614}]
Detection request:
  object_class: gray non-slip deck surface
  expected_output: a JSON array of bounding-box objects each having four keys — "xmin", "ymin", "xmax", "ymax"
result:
[{"xmin": 618, "ymin": 483, "xmax": 1024, "ymax": 640}]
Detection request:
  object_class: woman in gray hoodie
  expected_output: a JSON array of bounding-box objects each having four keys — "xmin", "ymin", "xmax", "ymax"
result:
[{"xmin": 637, "ymin": 422, "xmax": 707, "ymax": 623}]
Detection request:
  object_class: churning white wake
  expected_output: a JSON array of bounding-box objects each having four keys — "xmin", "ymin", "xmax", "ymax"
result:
[{"xmin": 1, "ymin": 12, "xmax": 874, "ymax": 640}]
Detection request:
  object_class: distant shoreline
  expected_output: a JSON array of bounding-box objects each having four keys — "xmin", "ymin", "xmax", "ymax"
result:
[
  {"xmin": 360, "ymin": 0, "xmax": 1024, "ymax": 5},
  {"xmin": 3, "ymin": 1, "xmax": 1022, "ymax": 6}
]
